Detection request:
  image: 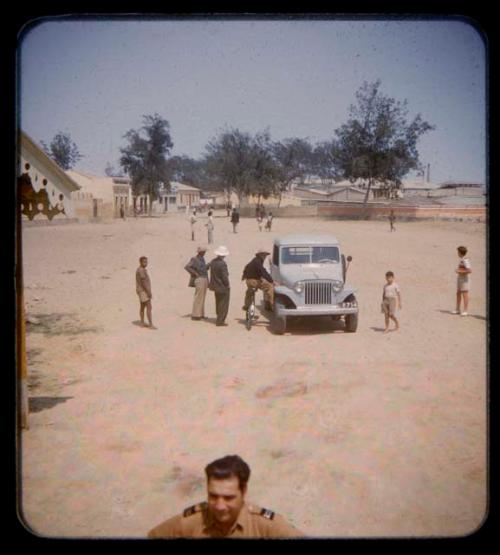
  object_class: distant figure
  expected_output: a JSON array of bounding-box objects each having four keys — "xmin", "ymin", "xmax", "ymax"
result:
[
  {"xmin": 148, "ymin": 455, "xmax": 303, "ymax": 538},
  {"xmin": 226, "ymin": 203, "xmax": 231, "ymax": 217},
  {"xmin": 231, "ymin": 207, "xmax": 240, "ymax": 233},
  {"xmin": 257, "ymin": 214, "xmax": 263, "ymax": 232},
  {"xmin": 206, "ymin": 211, "xmax": 215, "ymax": 244},
  {"xmin": 136, "ymin": 256, "xmax": 155, "ymax": 329},
  {"xmin": 120, "ymin": 204, "xmax": 125, "ymax": 220},
  {"xmin": 389, "ymin": 210, "xmax": 396, "ymax": 232},
  {"xmin": 184, "ymin": 246, "xmax": 209, "ymax": 320},
  {"xmin": 265, "ymin": 212, "xmax": 273, "ymax": 232},
  {"xmin": 381, "ymin": 271, "xmax": 401, "ymax": 333},
  {"xmin": 189, "ymin": 210, "xmax": 197, "ymax": 241},
  {"xmin": 209, "ymin": 245, "xmax": 230, "ymax": 326},
  {"xmin": 453, "ymin": 245, "xmax": 472, "ymax": 316}
]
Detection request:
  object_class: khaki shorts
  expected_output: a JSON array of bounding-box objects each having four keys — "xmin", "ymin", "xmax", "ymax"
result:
[
  {"xmin": 457, "ymin": 277, "xmax": 470, "ymax": 292},
  {"xmin": 382, "ymin": 297, "xmax": 397, "ymax": 316},
  {"xmin": 138, "ymin": 290, "xmax": 150, "ymax": 303}
]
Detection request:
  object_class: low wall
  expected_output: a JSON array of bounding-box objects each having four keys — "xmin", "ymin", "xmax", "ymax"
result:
[
  {"xmin": 22, "ymin": 217, "xmax": 79, "ymax": 227},
  {"xmin": 317, "ymin": 202, "xmax": 486, "ymax": 222},
  {"xmin": 239, "ymin": 205, "xmax": 318, "ymax": 218}
]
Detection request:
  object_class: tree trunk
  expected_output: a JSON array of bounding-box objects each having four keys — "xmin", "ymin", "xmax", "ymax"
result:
[{"xmin": 362, "ymin": 177, "xmax": 373, "ymax": 219}]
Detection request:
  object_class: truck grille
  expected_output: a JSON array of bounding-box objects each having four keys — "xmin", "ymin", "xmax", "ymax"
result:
[{"xmin": 304, "ymin": 281, "xmax": 332, "ymax": 305}]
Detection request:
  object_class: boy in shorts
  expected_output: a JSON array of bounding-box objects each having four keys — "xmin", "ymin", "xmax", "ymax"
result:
[
  {"xmin": 136, "ymin": 256, "xmax": 155, "ymax": 328},
  {"xmin": 453, "ymin": 245, "xmax": 472, "ymax": 316},
  {"xmin": 382, "ymin": 271, "xmax": 402, "ymax": 333}
]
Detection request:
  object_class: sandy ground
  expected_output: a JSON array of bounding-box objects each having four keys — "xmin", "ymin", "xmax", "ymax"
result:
[{"xmin": 20, "ymin": 211, "xmax": 487, "ymax": 538}]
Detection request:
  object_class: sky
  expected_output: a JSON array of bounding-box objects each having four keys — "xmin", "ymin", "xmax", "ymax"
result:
[{"xmin": 19, "ymin": 17, "xmax": 487, "ymax": 184}]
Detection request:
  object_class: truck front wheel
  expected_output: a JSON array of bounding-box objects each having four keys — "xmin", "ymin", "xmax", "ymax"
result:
[{"xmin": 345, "ymin": 313, "xmax": 358, "ymax": 333}]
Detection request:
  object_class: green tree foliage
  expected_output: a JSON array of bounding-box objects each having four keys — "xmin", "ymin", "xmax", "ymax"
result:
[
  {"xmin": 167, "ymin": 155, "xmax": 208, "ymax": 189},
  {"xmin": 41, "ymin": 132, "xmax": 83, "ymax": 170},
  {"xmin": 203, "ymin": 127, "xmax": 256, "ymax": 203},
  {"xmin": 119, "ymin": 114, "xmax": 173, "ymax": 213},
  {"xmin": 272, "ymin": 138, "xmax": 313, "ymax": 205},
  {"xmin": 333, "ymin": 80, "xmax": 434, "ymax": 204},
  {"xmin": 249, "ymin": 130, "xmax": 280, "ymax": 204}
]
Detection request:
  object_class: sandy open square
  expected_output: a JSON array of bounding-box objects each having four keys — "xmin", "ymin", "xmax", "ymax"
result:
[{"xmin": 20, "ymin": 212, "xmax": 487, "ymax": 538}]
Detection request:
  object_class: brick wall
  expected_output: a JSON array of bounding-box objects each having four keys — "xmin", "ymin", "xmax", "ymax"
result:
[{"xmin": 317, "ymin": 202, "xmax": 486, "ymax": 222}]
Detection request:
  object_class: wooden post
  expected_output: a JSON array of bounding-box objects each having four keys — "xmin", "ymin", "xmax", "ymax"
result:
[{"xmin": 16, "ymin": 176, "xmax": 29, "ymax": 429}]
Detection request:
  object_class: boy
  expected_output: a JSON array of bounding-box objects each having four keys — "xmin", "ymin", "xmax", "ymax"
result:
[
  {"xmin": 453, "ymin": 246, "xmax": 472, "ymax": 316},
  {"xmin": 136, "ymin": 256, "xmax": 155, "ymax": 328},
  {"xmin": 382, "ymin": 271, "xmax": 402, "ymax": 333}
]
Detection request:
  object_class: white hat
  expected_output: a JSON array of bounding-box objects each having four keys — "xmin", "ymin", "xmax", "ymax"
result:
[
  {"xmin": 256, "ymin": 246, "xmax": 271, "ymax": 255},
  {"xmin": 197, "ymin": 245, "xmax": 208, "ymax": 253},
  {"xmin": 214, "ymin": 245, "xmax": 229, "ymax": 257}
]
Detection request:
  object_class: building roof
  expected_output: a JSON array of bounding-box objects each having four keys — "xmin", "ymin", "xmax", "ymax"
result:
[
  {"xmin": 438, "ymin": 181, "xmax": 485, "ymax": 188},
  {"xmin": 169, "ymin": 181, "xmax": 201, "ymax": 193},
  {"xmin": 401, "ymin": 179, "xmax": 440, "ymax": 190},
  {"xmin": 20, "ymin": 131, "xmax": 81, "ymax": 192}
]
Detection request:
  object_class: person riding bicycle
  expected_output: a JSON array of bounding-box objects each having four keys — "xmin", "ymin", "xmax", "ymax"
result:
[{"xmin": 242, "ymin": 247, "xmax": 275, "ymax": 312}]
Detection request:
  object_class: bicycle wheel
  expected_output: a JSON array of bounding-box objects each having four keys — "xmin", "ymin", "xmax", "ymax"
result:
[{"xmin": 246, "ymin": 294, "xmax": 255, "ymax": 330}]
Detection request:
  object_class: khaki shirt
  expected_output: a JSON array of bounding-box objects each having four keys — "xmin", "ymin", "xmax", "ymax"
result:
[{"xmin": 148, "ymin": 501, "xmax": 303, "ymax": 538}]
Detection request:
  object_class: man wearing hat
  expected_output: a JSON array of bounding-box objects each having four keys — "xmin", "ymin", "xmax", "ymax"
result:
[
  {"xmin": 209, "ymin": 245, "xmax": 230, "ymax": 326},
  {"xmin": 242, "ymin": 247, "xmax": 275, "ymax": 312},
  {"xmin": 184, "ymin": 246, "xmax": 209, "ymax": 320}
]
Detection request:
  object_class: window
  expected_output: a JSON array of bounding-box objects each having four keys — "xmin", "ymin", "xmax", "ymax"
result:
[{"xmin": 281, "ymin": 246, "xmax": 339, "ymax": 264}]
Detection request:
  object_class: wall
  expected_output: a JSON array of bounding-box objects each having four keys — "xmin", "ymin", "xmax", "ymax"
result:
[
  {"xmin": 317, "ymin": 201, "xmax": 486, "ymax": 222},
  {"xmin": 239, "ymin": 205, "xmax": 318, "ymax": 218}
]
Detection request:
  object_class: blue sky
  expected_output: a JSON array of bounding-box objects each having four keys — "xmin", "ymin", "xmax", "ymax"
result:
[{"xmin": 19, "ymin": 17, "xmax": 486, "ymax": 184}]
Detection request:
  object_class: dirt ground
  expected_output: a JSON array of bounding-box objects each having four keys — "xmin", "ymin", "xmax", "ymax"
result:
[{"xmin": 20, "ymin": 211, "xmax": 487, "ymax": 538}]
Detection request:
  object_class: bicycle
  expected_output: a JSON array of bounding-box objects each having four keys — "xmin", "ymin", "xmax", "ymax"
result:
[{"xmin": 245, "ymin": 287, "xmax": 258, "ymax": 330}]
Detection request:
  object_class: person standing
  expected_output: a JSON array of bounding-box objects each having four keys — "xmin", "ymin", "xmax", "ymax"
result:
[
  {"xmin": 381, "ymin": 271, "xmax": 402, "ymax": 333},
  {"xmin": 206, "ymin": 210, "xmax": 215, "ymax": 244},
  {"xmin": 257, "ymin": 213, "xmax": 263, "ymax": 232},
  {"xmin": 231, "ymin": 207, "xmax": 240, "ymax": 233},
  {"xmin": 209, "ymin": 245, "xmax": 231, "ymax": 326},
  {"xmin": 453, "ymin": 245, "xmax": 472, "ymax": 316},
  {"xmin": 265, "ymin": 212, "xmax": 273, "ymax": 231},
  {"xmin": 184, "ymin": 246, "xmax": 209, "ymax": 320},
  {"xmin": 189, "ymin": 209, "xmax": 197, "ymax": 241},
  {"xmin": 389, "ymin": 209, "xmax": 396, "ymax": 232},
  {"xmin": 136, "ymin": 256, "xmax": 155, "ymax": 328}
]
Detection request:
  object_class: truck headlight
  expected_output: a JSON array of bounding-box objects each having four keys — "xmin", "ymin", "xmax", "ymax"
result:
[
  {"xmin": 294, "ymin": 281, "xmax": 305, "ymax": 294},
  {"xmin": 331, "ymin": 280, "xmax": 343, "ymax": 292}
]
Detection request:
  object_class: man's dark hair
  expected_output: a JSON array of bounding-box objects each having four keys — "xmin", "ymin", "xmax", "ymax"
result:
[
  {"xmin": 385, "ymin": 271, "xmax": 394, "ymax": 278},
  {"xmin": 205, "ymin": 455, "xmax": 251, "ymax": 491},
  {"xmin": 139, "ymin": 256, "xmax": 147, "ymax": 263},
  {"xmin": 457, "ymin": 246, "xmax": 467, "ymax": 256}
]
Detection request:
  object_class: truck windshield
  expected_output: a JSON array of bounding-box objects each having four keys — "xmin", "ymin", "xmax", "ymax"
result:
[{"xmin": 281, "ymin": 246, "xmax": 340, "ymax": 264}]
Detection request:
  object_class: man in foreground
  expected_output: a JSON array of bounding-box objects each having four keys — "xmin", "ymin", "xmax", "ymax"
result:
[{"xmin": 148, "ymin": 455, "xmax": 303, "ymax": 538}]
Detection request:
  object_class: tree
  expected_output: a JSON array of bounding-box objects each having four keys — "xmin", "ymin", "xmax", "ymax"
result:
[
  {"xmin": 272, "ymin": 138, "xmax": 314, "ymax": 206},
  {"xmin": 248, "ymin": 130, "xmax": 280, "ymax": 205},
  {"xmin": 41, "ymin": 132, "xmax": 83, "ymax": 170},
  {"xmin": 119, "ymin": 113, "xmax": 173, "ymax": 214},
  {"xmin": 332, "ymin": 80, "xmax": 435, "ymax": 208},
  {"xmin": 311, "ymin": 141, "xmax": 341, "ymax": 186},
  {"xmin": 203, "ymin": 127, "xmax": 255, "ymax": 204},
  {"xmin": 104, "ymin": 163, "xmax": 120, "ymax": 177},
  {"xmin": 167, "ymin": 155, "xmax": 207, "ymax": 189}
]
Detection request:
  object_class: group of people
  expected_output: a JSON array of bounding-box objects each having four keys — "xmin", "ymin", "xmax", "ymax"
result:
[
  {"xmin": 183, "ymin": 245, "xmax": 276, "ymax": 326},
  {"xmin": 136, "ymin": 240, "xmax": 472, "ymax": 333}
]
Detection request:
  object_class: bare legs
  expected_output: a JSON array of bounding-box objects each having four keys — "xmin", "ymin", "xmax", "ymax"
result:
[{"xmin": 140, "ymin": 300, "xmax": 154, "ymax": 327}]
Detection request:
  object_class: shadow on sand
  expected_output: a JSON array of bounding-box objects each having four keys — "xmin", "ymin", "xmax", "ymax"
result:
[
  {"xmin": 436, "ymin": 309, "xmax": 486, "ymax": 320},
  {"xmin": 29, "ymin": 396, "xmax": 73, "ymax": 413}
]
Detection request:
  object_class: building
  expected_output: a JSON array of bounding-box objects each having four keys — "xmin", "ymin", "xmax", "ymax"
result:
[
  {"xmin": 19, "ymin": 131, "xmax": 81, "ymax": 220},
  {"xmin": 401, "ymin": 178, "xmax": 440, "ymax": 197},
  {"xmin": 66, "ymin": 170, "xmax": 131, "ymax": 220},
  {"xmin": 438, "ymin": 181, "xmax": 486, "ymax": 196},
  {"xmin": 152, "ymin": 181, "xmax": 202, "ymax": 213}
]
